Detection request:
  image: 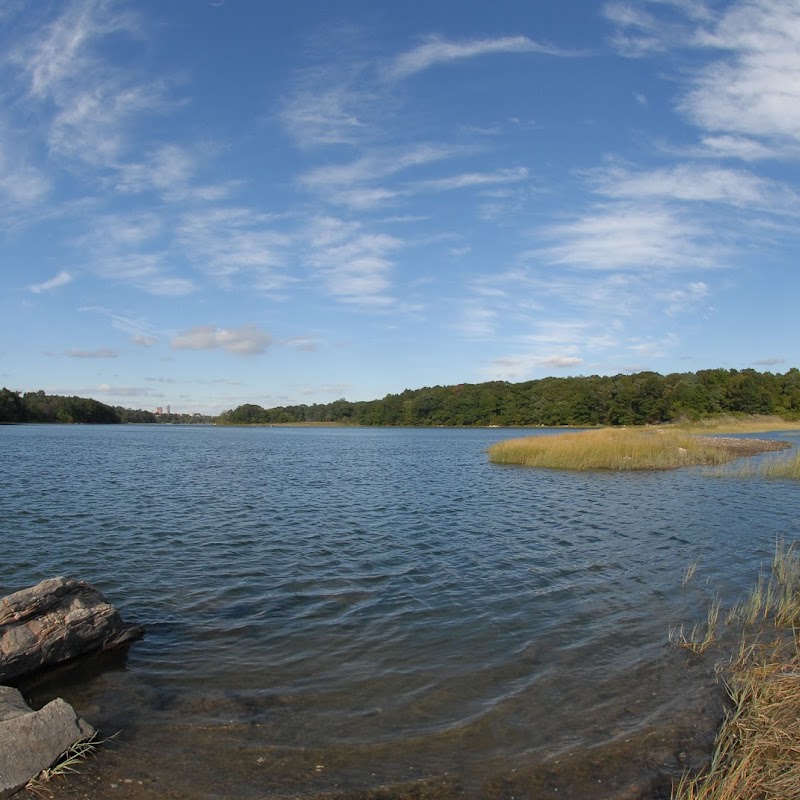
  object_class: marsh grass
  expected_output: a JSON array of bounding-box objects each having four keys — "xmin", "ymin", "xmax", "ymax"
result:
[
  {"xmin": 683, "ymin": 558, "xmax": 701, "ymax": 588},
  {"xmin": 487, "ymin": 428, "xmax": 759, "ymax": 471},
  {"xmin": 726, "ymin": 448, "xmax": 800, "ymax": 482},
  {"xmin": 672, "ymin": 542, "xmax": 800, "ymax": 800},
  {"xmin": 672, "ymin": 415, "xmax": 800, "ymax": 435},
  {"xmin": 670, "ymin": 596, "xmax": 722, "ymax": 654},
  {"xmin": 730, "ymin": 540, "xmax": 800, "ymax": 628}
]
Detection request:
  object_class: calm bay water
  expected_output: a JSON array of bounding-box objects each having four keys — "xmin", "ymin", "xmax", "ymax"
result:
[{"xmin": 2, "ymin": 424, "xmax": 799, "ymax": 798}]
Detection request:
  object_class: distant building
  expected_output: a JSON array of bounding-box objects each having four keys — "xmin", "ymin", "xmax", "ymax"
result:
[
  {"xmin": 167, "ymin": 404, "xmax": 171, "ymax": 415},
  {"xmin": 156, "ymin": 406, "xmax": 163, "ymax": 414}
]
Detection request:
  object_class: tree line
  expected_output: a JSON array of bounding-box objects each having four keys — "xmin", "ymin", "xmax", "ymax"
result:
[
  {"xmin": 217, "ymin": 368, "xmax": 800, "ymax": 427},
  {"xmin": 4, "ymin": 369, "xmax": 799, "ymax": 427},
  {"xmin": 0, "ymin": 389, "xmax": 214, "ymax": 425}
]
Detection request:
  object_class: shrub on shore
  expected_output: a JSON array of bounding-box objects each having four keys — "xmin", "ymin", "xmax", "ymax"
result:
[{"xmin": 487, "ymin": 428, "xmax": 783, "ymax": 471}]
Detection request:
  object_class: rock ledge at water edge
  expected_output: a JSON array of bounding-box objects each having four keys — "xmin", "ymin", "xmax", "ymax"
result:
[
  {"xmin": 0, "ymin": 577, "xmax": 143, "ymax": 798},
  {"xmin": 0, "ymin": 576, "xmax": 144, "ymax": 684}
]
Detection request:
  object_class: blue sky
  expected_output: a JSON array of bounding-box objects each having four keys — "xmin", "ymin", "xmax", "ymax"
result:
[{"xmin": 2, "ymin": 0, "xmax": 799, "ymax": 414}]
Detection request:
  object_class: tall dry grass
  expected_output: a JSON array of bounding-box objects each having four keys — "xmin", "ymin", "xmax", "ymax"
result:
[
  {"xmin": 672, "ymin": 415, "xmax": 800, "ymax": 435},
  {"xmin": 672, "ymin": 541, "xmax": 800, "ymax": 800},
  {"xmin": 487, "ymin": 428, "xmax": 757, "ymax": 471},
  {"xmin": 728, "ymin": 449, "xmax": 800, "ymax": 481}
]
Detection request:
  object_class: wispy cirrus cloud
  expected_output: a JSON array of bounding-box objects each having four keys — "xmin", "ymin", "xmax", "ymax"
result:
[
  {"xmin": 385, "ymin": 35, "xmax": 569, "ymax": 80},
  {"xmin": 28, "ymin": 270, "xmax": 73, "ymax": 293},
  {"xmin": 306, "ymin": 216, "xmax": 404, "ymax": 307},
  {"xmin": 481, "ymin": 352, "xmax": 584, "ymax": 382},
  {"xmin": 280, "ymin": 32, "xmax": 574, "ymax": 150},
  {"xmin": 607, "ymin": 1, "xmax": 800, "ymax": 156},
  {"xmin": 457, "ymin": 304, "xmax": 497, "ymax": 338},
  {"xmin": 280, "ymin": 70, "xmax": 381, "ymax": 150},
  {"xmin": 115, "ymin": 143, "xmax": 240, "ymax": 202},
  {"xmin": 693, "ymin": 134, "xmax": 784, "ymax": 162},
  {"xmin": 410, "ymin": 167, "xmax": 529, "ymax": 193},
  {"xmin": 664, "ymin": 280, "xmax": 710, "ymax": 316},
  {"xmin": 8, "ymin": 0, "xmax": 171, "ymax": 170},
  {"xmin": 176, "ymin": 207, "xmax": 291, "ymax": 292},
  {"xmin": 681, "ymin": 1, "xmax": 800, "ymax": 150},
  {"xmin": 299, "ymin": 143, "xmax": 463, "ymax": 201},
  {"xmin": 538, "ymin": 203, "xmax": 722, "ymax": 271},
  {"xmin": 77, "ymin": 215, "xmax": 196, "ymax": 297},
  {"xmin": 64, "ymin": 348, "xmax": 118, "ymax": 359},
  {"xmin": 0, "ymin": 135, "xmax": 51, "ymax": 207},
  {"xmin": 752, "ymin": 357, "xmax": 786, "ymax": 366},
  {"xmin": 590, "ymin": 163, "xmax": 798, "ymax": 211},
  {"xmin": 297, "ymin": 144, "xmax": 532, "ymax": 213},
  {"xmin": 79, "ymin": 305, "xmax": 158, "ymax": 345},
  {"xmin": 171, "ymin": 324, "xmax": 272, "ymax": 355}
]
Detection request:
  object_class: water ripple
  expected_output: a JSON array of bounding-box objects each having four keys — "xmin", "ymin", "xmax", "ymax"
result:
[{"xmin": 3, "ymin": 424, "xmax": 799, "ymax": 795}]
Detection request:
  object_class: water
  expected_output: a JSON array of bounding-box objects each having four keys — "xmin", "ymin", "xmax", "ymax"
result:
[{"xmin": 2, "ymin": 424, "xmax": 799, "ymax": 798}]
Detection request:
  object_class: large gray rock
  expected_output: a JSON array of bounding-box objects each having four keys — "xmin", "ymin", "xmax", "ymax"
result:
[
  {"xmin": 0, "ymin": 577, "xmax": 143, "ymax": 684},
  {"xmin": 0, "ymin": 684, "xmax": 95, "ymax": 799}
]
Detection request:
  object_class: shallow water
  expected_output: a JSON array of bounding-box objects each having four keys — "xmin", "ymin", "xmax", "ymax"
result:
[{"xmin": 3, "ymin": 424, "xmax": 799, "ymax": 798}]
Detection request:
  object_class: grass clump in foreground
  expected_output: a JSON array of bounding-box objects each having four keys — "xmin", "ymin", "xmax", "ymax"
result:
[
  {"xmin": 25, "ymin": 732, "xmax": 115, "ymax": 798},
  {"xmin": 672, "ymin": 541, "xmax": 800, "ymax": 800},
  {"xmin": 487, "ymin": 427, "xmax": 782, "ymax": 471}
]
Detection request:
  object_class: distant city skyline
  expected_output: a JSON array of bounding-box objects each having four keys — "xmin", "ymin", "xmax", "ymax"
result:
[{"xmin": 2, "ymin": 1, "xmax": 799, "ymax": 414}]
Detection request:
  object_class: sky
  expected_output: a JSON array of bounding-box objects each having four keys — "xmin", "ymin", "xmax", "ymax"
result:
[{"xmin": 2, "ymin": 0, "xmax": 799, "ymax": 415}]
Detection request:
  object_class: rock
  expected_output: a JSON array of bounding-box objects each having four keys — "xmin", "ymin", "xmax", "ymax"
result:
[
  {"xmin": 0, "ymin": 684, "xmax": 95, "ymax": 799},
  {"xmin": 0, "ymin": 577, "xmax": 143, "ymax": 684}
]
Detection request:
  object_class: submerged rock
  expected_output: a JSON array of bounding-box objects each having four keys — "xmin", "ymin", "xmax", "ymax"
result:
[{"xmin": 0, "ymin": 577, "xmax": 143, "ymax": 684}]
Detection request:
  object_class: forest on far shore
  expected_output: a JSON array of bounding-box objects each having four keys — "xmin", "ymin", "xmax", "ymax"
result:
[
  {"xmin": 219, "ymin": 367, "xmax": 800, "ymax": 427},
  {"xmin": 0, "ymin": 389, "xmax": 213, "ymax": 425},
  {"xmin": 3, "ymin": 368, "xmax": 800, "ymax": 428}
]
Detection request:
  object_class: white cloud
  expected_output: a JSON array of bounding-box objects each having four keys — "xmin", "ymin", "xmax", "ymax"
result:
[
  {"xmin": 116, "ymin": 144, "xmax": 195, "ymax": 194},
  {"xmin": 411, "ymin": 167, "xmax": 529, "ymax": 192},
  {"xmin": 177, "ymin": 207, "xmax": 290, "ymax": 290},
  {"xmin": 282, "ymin": 337, "xmax": 319, "ymax": 352},
  {"xmin": 751, "ymin": 357, "xmax": 785, "ymax": 366},
  {"xmin": 64, "ymin": 348, "xmax": 118, "ymax": 358},
  {"xmin": 681, "ymin": 1, "xmax": 800, "ymax": 146},
  {"xmin": 171, "ymin": 324, "xmax": 272, "ymax": 356},
  {"xmin": 664, "ymin": 280, "xmax": 710, "ymax": 315},
  {"xmin": 457, "ymin": 304, "xmax": 497, "ymax": 337},
  {"xmin": 543, "ymin": 355, "xmax": 584, "ymax": 368},
  {"xmin": 280, "ymin": 78, "xmax": 377, "ymax": 149},
  {"xmin": 481, "ymin": 352, "xmax": 584, "ymax": 382},
  {"xmin": 9, "ymin": 2, "xmax": 171, "ymax": 169},
  {"xmin": 299, "ymin": 144, "xmax": 463, "ymax": 201},
  {"xmin": 28, "ymin": 271, "xmax": 73, "ymax": 293},
  {"xmin": 695, "ymin": 135, "xmax": 783, "ymax": 161},
  {"xmin": 604, "ymin": 3, "xmax": 664, "ymax": 56},
  {"xmin": 91, "ymin": 384, "xmax": 156, "ymax": 398},
  {"xmin": 146, "ymin": 276, "xmax": 197, "ymax": 296},
  {"xmin": 591, "ymin": 163, "xmax": 798, "ymax": 211},
  {"xmin": 306, "ymin": 216, "xmax": 403, "ymax": 306},
  {"xmin": 386, "ymin": 35, "xmax": 567, "ymax": 80},
  {"xmin": 539, "ymin": 203, "xmax": 720, "ymax": 271},
  {"xmin": 629, "ymin": 332, "xmax": 680, "ymax": 358},
  {"xmin": 115, "ymin": 144, "xmax": 239, "ymax": 202},
  {"xmin": 604, "ymin": 0, "xmax": 712, "ymax": 57},
  {"xmin": 0, "ymin": 138, "xmax": 51, "ymax": 205},
  {"xmin": 79, "ymin": 305, "xmax": 158, "ymax": 342}
]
